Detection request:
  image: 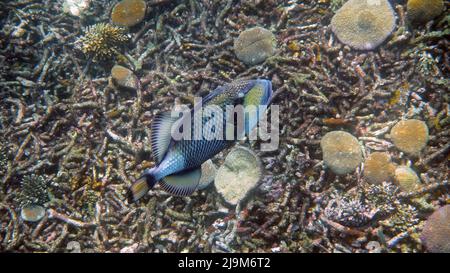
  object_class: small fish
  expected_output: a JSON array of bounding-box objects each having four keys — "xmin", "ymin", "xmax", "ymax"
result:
[{"xmin": 127, "ymin": 79, "xmax": 273, "ymax": 203}]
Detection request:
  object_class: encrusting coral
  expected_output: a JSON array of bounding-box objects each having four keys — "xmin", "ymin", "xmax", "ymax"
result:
[
  {"xmin": 390, "ymin": 119, "xmax": 429, "ymax": 156},
  {"xmin": 215, "ymin": 146, "xmax": 262, "ymax": 206},
  {"xmin": 407, "ymin": 0, "xmax": 444, "ymax": 25},
  {"xmin": 111, "ymin": 64, "xmax": 138, "ymax": 90},
  {"xmin": 364, "ymin": 152, "xmax": 396, "ymax": 185},
  {"xmin": 234, "ymin": 27, "xmax": 276, "ymax": 66},
  {"xmin": 320, "ymin": 131, "xmax": 363, "ymax": 175},
  {"xmin": 421, "ymin": 205, "xmax": 450, "ymax": 253},
  {"xmin": 111, "ymin": 0, "xmax": 147, "ymax": 27},
  {"xmin": 330, "ymin": 0, "xmax": 396, "ymax": 50},
  {"xmin": 394, "ymin": 166, "xmax": 421, "ymax": 193}
]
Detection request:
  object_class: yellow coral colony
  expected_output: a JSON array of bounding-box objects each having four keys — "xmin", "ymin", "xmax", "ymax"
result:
[
  {"xmin": 407, "ymin": 0, "xmax": 444, "ymax": 24},
  {"xmin": 394, "ymin": 166, "xmax": 421, "ymax": 193},
  {"xmin": 111, "ymin": 65, "xmax": 138, "ymax": 90},
  {"xmin": 364, "ymin": 152, "xmax": 396, "ymax": 185},
  {"xmin": 330, "ymin": 0, "xmax": 396, "ymax": 50},
  {"xmin": 390, "ymin": 119, "xmax": 429, "ymax": 156},
  {"xmin": 76, "ymin": 23, "xmax": 129, "ymax": 61},
  {"xmin": 111, "ymin": 0, "xmax": 147, "ymax": 27},
  {"xmin": 320, "ymin": 131, "xmax": 363, "ymax": 175}
]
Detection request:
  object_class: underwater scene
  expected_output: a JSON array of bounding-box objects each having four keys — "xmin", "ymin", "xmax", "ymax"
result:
[{"xmin": 0, "ymin": 0, "xmax": 449, "ymax": 254}]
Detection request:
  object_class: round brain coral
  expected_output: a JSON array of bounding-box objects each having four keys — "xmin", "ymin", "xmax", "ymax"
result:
[
  {"xmin": 407, "ymin": 0, "xmax": 444, "ymax": 24},
  {"xmin": 390, "ymin": 119, "xmax": 429, "ymax": 156},
  {"xmin": 234, "ymin": 27, "xmax": 276, "ymax": 66},
  {"xmin": 320, "ymin": 131, "xmax": 363, "ymax": 175},
  {"xmin": 421, "ymin": 205, "xmax": 450, "ymax": 253},
  {"xmin": 330, "ymin": 0, "xmax": 396, "ymax": 50},
  {"xmin": 111, "ymin": 0, "xmax": 147, "ymax": 27},
  {"xmin": 364, "ymin": 152, "xmax": 396, "ymax": 184}
]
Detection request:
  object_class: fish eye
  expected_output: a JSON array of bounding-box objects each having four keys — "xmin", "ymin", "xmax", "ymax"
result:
[{"xmin": 238, "ymin": 92, "xmax": 245, "ymax": 98}]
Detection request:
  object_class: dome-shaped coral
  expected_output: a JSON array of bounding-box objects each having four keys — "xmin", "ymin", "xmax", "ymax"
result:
[
  {"xmin": 215, "ymin": 146, "xmax": 262, "ymax": 206},
  {"xmin": 111, "ymin": 65, "xmax": 138, "ymax": 90},
  {"xmin": 320, "ymin": 131, "xmax": 363, "ymax": 175},
  {"xmin": 364, "ymin": 152, "xmax": 396, "ymax": 184},
  {"xmin": 111, "ymin": 0, "xmax": 147, "ymax": 27},
  {"xmin": 394, "ymin": 166, "xmax": 421, "ymax": 193},
  {"xmin": 421, "ymin": 205, "xmax": 450, "ymax": 253},
  {"xmin": 407, "ymin": 0, "xmax": 444, "ymax": 24},
  {"xmin": 330, "ymin": 0, "xmax": 396, "ymax": 50},
  {"xmin": 390, "ymin": 119, "xmax": 429, "ymax": 156},
  {"xmin": 234, "ymin": 27, "xmax": 276, "ymax": 66},
  {"xmin": 21, "ymin": 205, "xmax": 46, "ymax": 222},
  {"xmin": 197, "ymin": 159, "xmax": 217, "ymax": 191}
]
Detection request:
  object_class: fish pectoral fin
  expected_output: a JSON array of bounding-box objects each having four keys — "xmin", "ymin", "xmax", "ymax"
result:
[
  {"xmin": 151, "ymin": 112, "xmax": 180, "ymax": 163},
  {"xmin": 160, "ymin": 167, "xmax": 201, "ymax": 196}
]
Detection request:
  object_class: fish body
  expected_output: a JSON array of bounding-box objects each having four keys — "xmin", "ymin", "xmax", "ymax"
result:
[{"xmin": 127, "ymin": 79, "xmax": 272, "ymax": 203}]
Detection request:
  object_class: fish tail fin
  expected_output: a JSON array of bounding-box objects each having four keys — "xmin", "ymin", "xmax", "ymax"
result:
[{"xmin": 127, "ymin": 168, "xmax": 157, "ymax": 203}]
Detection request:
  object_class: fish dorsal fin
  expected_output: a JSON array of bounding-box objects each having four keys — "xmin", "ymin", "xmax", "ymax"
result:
[
  {"xmin": 201, "ymin": 85, "xmax": 226, "ymax": 104},
  {"xmin": 160, "ymin": 167, "xmax": 201, "ymax": 196},
  {"xmin": 151, "ymin": 112, "xmax": 179, "ymax": 163}
]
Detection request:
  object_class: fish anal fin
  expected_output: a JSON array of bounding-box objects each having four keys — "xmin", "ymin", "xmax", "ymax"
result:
[
  {"xmin": 160, "ymin": 167, "xmax": 201, "ymax": 196},
  {"xmin": 151, "ymin": 112, "xmax": 179, "ymax": 163}
]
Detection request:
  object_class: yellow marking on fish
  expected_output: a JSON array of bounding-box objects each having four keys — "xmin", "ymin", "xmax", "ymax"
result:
[{"xmin": 244, "ymin": 84, "xmax": 264, "ymax": 106}]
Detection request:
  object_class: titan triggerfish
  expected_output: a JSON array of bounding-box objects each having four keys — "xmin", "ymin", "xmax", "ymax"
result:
[{"xmin": 127, "ymin": 79, "xmax": 273, "ymax": 203}]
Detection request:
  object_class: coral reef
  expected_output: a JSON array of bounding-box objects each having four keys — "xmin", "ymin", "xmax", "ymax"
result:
[
  {"xmin": 0, "ymin": 0, "xmax": 448, "ymax": 254},
  {"xmin": 111, "ymin": 0, "xmax": 147, "ymax": 27},
  {"xmin": 364, "ymin": 182, "xmax": 399, "ymax": 218},
  {"xmin": 380, "ymin": 204, "xmax": 419, "ymax": 234},
  {"xmin": 330, "ymin": 0, "xmax": 396, "ymax": 50},
  {"xmin": 324, "ymin": 182, "xmax": 421, "ymax": 234},
  {"xmin": 75, "ymin": 23, "xmax": 129, "ymax": 61},
  {"xmin": 320, "ymin": 131, "xmax": 362, "ymax": 175}
]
